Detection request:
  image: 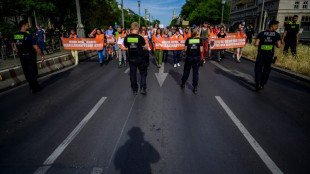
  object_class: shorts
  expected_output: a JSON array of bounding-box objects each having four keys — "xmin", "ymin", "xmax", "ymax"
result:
[{"xmin": 236, "ymin": 47, "xmax": 244, "ymax": 51}]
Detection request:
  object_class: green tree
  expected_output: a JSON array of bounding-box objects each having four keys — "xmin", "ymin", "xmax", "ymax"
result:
[
  {"xmin": 181, "ymin": 0, "xmax": 230, "ymax": 25},
  {"xmin": 169, "ymin": 18, "xmax": 177, "ymax": 27}
]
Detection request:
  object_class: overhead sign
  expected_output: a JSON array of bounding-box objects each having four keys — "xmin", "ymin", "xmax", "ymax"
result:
[{"xmin": 182, "ymin": 21, "xmax": 189, "ymax": 26}]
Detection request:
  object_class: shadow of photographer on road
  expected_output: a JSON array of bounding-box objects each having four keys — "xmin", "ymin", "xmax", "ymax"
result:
[{"xmin": 114, "ymin": 127, "xmax": 160, "ymax": 174}]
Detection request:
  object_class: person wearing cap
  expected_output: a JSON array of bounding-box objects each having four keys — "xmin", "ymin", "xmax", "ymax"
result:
[{"xmin": 254, "ymin": 20, "xmax": 281, "ymax": 91}]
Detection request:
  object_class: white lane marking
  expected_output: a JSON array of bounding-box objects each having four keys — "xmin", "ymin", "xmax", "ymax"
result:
[
  {"xmin": 124, "ymin": 68, "xmax": 130, "ymax": 74},
  {"xmin": 155, "ymin": 63, "xmax": 168, "ymax": 87},
  {"xmin": 33, "ymin": 97, "xmax": 107, "ymax": 174},
  {"xmin": 210, "ymin": 61, "xmax": 255, "ymax": 85},
  {"xmin": 215, "ymin": 96, "xmax": 283, "ymax": 174},
  {"xmin": 104, "ymin": 96, "xmax": 137, "ymax": 174},
  {"xmin": 91, "ymin": 167, "xmax": 103, "ymax": 174}
]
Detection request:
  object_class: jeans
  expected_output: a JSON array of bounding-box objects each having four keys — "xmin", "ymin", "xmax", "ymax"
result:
[
  {"xmin": 173, "ymin": 50, "xmax": 181, "ymax": 64},
  {"xmin": 98, "ymin": 47, "xmax": 107, "ymax": 63},
  {"xmin": 181, "ymin": 56, "xmax": 200, "ymax": 87},
  {"xmin": 163, "ymin": 50, "xmax": 169, "ymax": 62},
  {"xmin": 37, "ymin": 41, "xmax": 48, "ymax": 55}
]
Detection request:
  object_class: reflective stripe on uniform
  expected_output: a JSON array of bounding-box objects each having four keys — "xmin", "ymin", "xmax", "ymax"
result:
[
  {"xmin": 14, "ymin": 34, "xmax": 24, "ymax": 40},
  {"xmin": 261, "ymin": 45, "xmax": 273, "ymax": 50},
  {"xmin": 127, "ymin": 37, "xmax": 138, "ymax": 43},
  {"xmin": 189, "ymin": 39, "xmax": 200, "ymax": 44}
]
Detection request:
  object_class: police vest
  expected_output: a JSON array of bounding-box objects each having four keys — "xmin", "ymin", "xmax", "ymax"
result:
[
  {"xmin": 246, "ymin": 26, "xmax": 253, "ymax": 32},
  {"xmin": 187, "ymin": 38, "xmax": 201, "ymax": 57},
  {"xmin": 127, "ymin": 36, "xmax": 139, "ymax": 53},
  {"xmin": 13, "ymin": 32, "xmax": 35, "ymax": 55},
  {"xmin": 258, "ymin": 30, "xmax": 279, "ymax": 53}
]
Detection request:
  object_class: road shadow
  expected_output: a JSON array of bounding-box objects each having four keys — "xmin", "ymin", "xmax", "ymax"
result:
[
  {"xmin": 114, "ymin": 127, "xmax": 160, "ymax": 174},
  {"xmin": 213, "ymin": 66, "xmax": 255, "ymax": 91},
  {"xmin": 39, "ymin": 68, "xmax": 72, "ymax": 90}
]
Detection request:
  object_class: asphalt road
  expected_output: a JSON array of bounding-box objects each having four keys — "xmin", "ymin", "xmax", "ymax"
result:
[{"xmin": 0, "ymin": 51, "xmax": 310, "ymax": 174}]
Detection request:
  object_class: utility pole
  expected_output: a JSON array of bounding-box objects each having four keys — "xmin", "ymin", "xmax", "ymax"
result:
[
  {"xmin": 221, "ymin": 0, "xmax": 226, "ymax": 25},
  {"xmin": 75, "ymin": 0, "xmax": 85, "ymax": 38},
  {"xmin": 138, "ymin": 0, "xmax": 141, "ymax": 27},
  {"xmin": 121, "ymin": 0, "xmax": 124, "ymax": 29},
  {"xmin": 259, "ymin": 0, "xmax": 265, "ymax": 33}
]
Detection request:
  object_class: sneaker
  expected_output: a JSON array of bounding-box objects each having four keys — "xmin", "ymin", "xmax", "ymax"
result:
[
  {"xmin": 174, "ymin": 64, "xmax": 177, "ymax": 68},
  {"xmin": 180, "ymin": 83, "xmax": 185, "ymax": 88},
  {"xmin": 133, "ymin": 90, "xmax": 138, "ymax": 95},
  {"xmin": 100, "ymin": 62, "xmax": 103, "ymax": 66},
  {"xmin": 118, "ymin": 61, "xmax": 122, "ymax": 68},
  {"xmin": 177, "ymin": 63, "xmax": 180, "ymax": 67}
]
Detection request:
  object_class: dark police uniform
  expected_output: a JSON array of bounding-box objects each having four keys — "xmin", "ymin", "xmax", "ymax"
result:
[
  {"xmin": 13, "ymin": 32, "xmax": 40, "ymax": 92},
  {"xmin": 246, "ymin": 25, "xmax": 254, "ymax": 44},
  {"xmin": 124, "ymin": 34, "xmax": 149, "ymax": 94},
  {"xmin": 255, "ymin": 30, "xmax": 281, "ymax": 90},
  {"xmin": 181, "ymin": 38, "xmax": 203, "ymax": 93},
  {"xmin": 284, "ymin": 21, "xmax": 299, "ymax": 55}
]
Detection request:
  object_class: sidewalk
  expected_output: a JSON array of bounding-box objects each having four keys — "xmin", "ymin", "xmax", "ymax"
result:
[{"xmin": 0, "ymin": 48, "xmax": 72, "ymax": 71}]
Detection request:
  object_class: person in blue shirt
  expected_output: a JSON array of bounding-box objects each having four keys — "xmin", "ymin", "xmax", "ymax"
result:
[
  {"xmin": 36, "ymin": 26, "xmax": 49, "ymax": 55},
  {"xmin": 105, "ymin": 26, "xmax": 115, "ymax": 37}
]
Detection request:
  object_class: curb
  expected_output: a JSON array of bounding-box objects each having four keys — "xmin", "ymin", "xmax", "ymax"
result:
[
  {"xmin": 225, "ymin": 50, "xmax": 310, "ymax": 84},
  {"xmin": 0, "ymin": 50, "xmax": 97, "ymax": 93}
]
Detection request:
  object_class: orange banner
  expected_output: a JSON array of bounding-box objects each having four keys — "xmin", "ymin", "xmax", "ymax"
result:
[
  {"xmin": 153, "ymin": 37, "xmax": 186, "ymax": 50},
  {"xmin": 107, "ymin": 36, "xmax": 115, "ymax": 44},
  {"xmin": 208, "ymin": 33, "xmax": 247, "ymax": 50},
  {"xmin": 62, "ymin": 38, "xmax": 104, "ymax": 50}
]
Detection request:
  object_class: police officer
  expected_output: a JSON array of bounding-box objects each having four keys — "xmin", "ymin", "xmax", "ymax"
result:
[
  {"xmin": 13, "ymin": 20, "xmax": 44, "ymax": 93},
  {"xmin": 254, "ymin": 20, "xmax": 281, "ymax": 91},
  {"xmin": 282, "ymin": 15, "xmax": 299, "ymax": 56},
  {"xmin": 181, "ymin": 29, "xmax": 203, "ymax": 94},
  {"xmin": 246, "ymin": 24, "xmax": 254, "ymax": 44},
  {"xmin": 124, "ymin": 22, "xmax": 149, "ymax": 95}
]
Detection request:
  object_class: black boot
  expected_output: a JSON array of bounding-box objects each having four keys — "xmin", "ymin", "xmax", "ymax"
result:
[
  {"xmin": 193, "ymin": 87, "xmax": 197, "ymax": 94},
  {"xmin": 140, "ymin": 88, "xmax": 147, "ymax": 95}
]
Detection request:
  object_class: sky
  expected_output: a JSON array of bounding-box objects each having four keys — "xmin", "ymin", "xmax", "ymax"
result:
[{"xmin": 116, "ymin": 0, "xmax": 186, "ymax": 27}]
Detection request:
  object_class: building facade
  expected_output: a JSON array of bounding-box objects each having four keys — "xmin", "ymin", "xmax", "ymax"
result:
[{"xmin": 228, "ymin": 0, "xmax": 310, "ymax": 33}]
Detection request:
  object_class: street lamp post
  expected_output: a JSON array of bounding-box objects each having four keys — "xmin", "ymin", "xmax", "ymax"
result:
[
  {"xmin": 259, "ymin": 0, "xmax": 265, "ymax": 33},
  {"xmin": 121, "ymin": 0, "xmax": 124, "ymax": 29},
  {"xmin": 221, "ymin": 0, "xmax": 226, "ymax": 25},
  {"xmin": 138, "ymin": 0, "xmax": 141, "ymax": 27},
  {"xmin": 75, "ymin": 0, "xmax": 85, "ymax": 38}
]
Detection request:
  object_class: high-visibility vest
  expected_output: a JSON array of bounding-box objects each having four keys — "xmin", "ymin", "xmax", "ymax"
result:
[
  {"xmin": 96, "ymin": 33, "xmax": 104, "ymax": 39},
  {"xmin": 96, "ymin": 34, "xmax": 106, "ymax": 46},
  {"xmin": 184, "ymin": 32, "xmax": 191, "ymax": 38},
  {"xmin": 69, "ymin": 34, "xmax": 77, "ymax": 38},
  {"xmin": 172, "ymin": 34, "xmax": 183, "ymax": 39}
]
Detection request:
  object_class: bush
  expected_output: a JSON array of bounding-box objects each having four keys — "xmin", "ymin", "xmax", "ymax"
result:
[{"xmin": 241, "ymin": 43, "xmax": 310, "ymax": 77}]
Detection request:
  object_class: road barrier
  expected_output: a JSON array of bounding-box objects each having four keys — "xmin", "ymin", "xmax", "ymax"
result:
[{"xmin": 0, "ymin": 50, "xmax": 97, "ymax": 92}]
